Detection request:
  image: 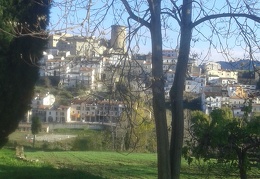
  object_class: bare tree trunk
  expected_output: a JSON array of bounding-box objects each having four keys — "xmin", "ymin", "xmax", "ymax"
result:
[
  {"xmin": 170, "ymin": 0, "xmax": 192, "ymax": 178},
  {"xmin": 120, "ymin": 0, "xmax": 170, "ymax": 177},
  {"xmin": 238, "ymin": 149, "xmax": 247, "ymax": 179},
  {"xmin": 150, "ymin": 0, "xmax": 171, "ymax": 178}
]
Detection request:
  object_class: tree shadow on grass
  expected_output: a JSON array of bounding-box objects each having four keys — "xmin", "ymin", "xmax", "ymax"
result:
[
  {"xmin": 0, "ymin": 164, "xmax": 104, "ymax": 179},
  {"xmin": 180, "ymin": 171, "xmax": 260, "ymax": 179}
]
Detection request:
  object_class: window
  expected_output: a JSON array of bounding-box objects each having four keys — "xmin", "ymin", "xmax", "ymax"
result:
[{"xmin": 49, "ymin": 112, "xmax": 51, "ymax": 115}]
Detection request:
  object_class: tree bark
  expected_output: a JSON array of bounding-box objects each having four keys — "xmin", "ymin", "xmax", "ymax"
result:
[
  {"xmin": 238, "ymin": 149, "xmax": 247, "ymax": 179},
  {"xmin": 149, "ymin": 0, "xmax": 171, "ymax": 178},
  {"xmin": 170, "ymin": 0, "xmax": 192, "ymax": 178}
]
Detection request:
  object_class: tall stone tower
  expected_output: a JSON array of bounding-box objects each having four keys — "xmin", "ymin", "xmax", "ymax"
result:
[{"xmin": 110, "ymin": 25, "xmax": 126, "ymax": 52}]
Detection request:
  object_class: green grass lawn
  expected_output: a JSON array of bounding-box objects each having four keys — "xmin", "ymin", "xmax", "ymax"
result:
[
  {"xmin": 2, "ymin": 131, "xmax": 259, "ymax": 179},
  {"xmin": 27, "ymin": 150, "xmax": 157, "ymax": 179},
  {"xmin": 0, "ymin": 148, "xmax": 156, "ymax": 179},
  {"xmin": 1, "ymin": 148, "xmax": 259, "ymax": 179}
]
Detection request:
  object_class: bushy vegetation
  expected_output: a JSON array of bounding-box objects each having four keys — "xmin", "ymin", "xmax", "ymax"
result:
[
  {"xmin": 7, "ymin": 127, "xmax": 157, "ymax": 153},
  {"xmin": 71, "ymin": 130, "xmax": 112, "ymax": 151},
  {"xmin": 1, "ymin": 127, "xmax": 258, "ymax": 178},
  {"xmin": 6, "ymin": 129, "xmax": 110, "ymax": 151},
  {"xmin": 34, "ymin": 83, "xmax": 90, "ymax": 106},
  {"xmin": 184, "ymin": 107, "xmax": 260, "ymax": 179}
]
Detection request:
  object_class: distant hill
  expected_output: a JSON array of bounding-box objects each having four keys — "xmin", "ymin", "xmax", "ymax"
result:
[{"xmin": 217, "ymin": 59, "xmax": 260, "ymax": 71}]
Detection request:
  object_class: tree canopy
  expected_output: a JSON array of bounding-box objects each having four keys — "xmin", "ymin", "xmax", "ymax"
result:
[
  {"xmin": 185, "ymin": 108, "xmax": 260, "ymax": 179},
  {"xmin": 0, "ymin": 0, "xmax": 50, "ymax": 148},
  {"xmin": 31, "ymin": 116, "xmax": 42, "ymax": 147}
]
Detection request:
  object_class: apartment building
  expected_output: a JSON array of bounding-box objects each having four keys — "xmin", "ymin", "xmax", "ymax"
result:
[
  {"xmin": 185, "ymin": 77, "xmax": 206, "ymax": 94},
  {"xmin": 71, "ymin": 99, "xmax": 125, "ymax": 123}
]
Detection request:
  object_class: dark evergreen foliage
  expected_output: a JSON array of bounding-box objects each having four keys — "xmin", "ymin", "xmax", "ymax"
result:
[
  {"xmin": 0, "ymin": 0, "xmax": 50, "ymax": 148},
  {"xmin": 31, "ymin": 116, "xmax": 42, "ymax": 135}
]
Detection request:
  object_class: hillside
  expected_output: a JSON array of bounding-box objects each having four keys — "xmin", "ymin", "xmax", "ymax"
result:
[{"xmin": 218, "ymin": 59, "xmax": 260, "ymax": 70}]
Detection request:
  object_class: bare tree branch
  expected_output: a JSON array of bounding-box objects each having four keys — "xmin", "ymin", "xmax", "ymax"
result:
[
  {"xmin": 120, "ymin": 0, "xmax": 150, "ymax": 28},
  {"xmin": 192, "ymin": 13, "xmax": 260, "ymax": 28}
]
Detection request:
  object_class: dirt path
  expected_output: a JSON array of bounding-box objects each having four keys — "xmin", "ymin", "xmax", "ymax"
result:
[{"xmin": 35, "ymin": 134, "xmax": 77, "ymax": 142}]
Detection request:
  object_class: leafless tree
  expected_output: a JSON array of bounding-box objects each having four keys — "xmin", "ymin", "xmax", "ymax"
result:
[{"xmin": 48, "ymin": 0, "xmax": 260, "ymax": 178}]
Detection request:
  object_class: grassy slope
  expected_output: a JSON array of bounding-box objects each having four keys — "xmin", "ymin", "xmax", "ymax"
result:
[
  {"xmin": 1, "ymin": 148, "xmax": 259, "ymax": 179},
  {"xmin": 0, "ymin": 148, "xmax": 157, "ymax": 179},
  {"xmin": 0, "ymin": 149, "xmax": 102, "ymax": 179},
  {"xmin": 2, "ymin": 131, "xmax": 259, "ymax": 178},
  {"xmin": 26, "ymin": 151, "xmax": 157, "ymax": 179}
]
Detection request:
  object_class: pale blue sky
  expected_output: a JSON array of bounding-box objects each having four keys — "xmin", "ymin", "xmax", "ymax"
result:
[{"xmin": 49, "ymin": 0, "xmax": 260, "ymax": 63}]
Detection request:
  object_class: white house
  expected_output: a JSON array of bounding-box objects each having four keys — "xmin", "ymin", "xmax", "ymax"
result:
[
  {"xmin": 207, "ymin": 75, "xmax": 220, "ymax": 84},
  {"xmin": 185, "ymin": 77, "xmax": 206, "ymax": 94},
  {"xmin": 46, "ymin": 105, "xmax": 71, "ymax": 123},
  {"xmin": 31, "ymin": 93, "xmax": 55, "ymax": 109},
  {"xmin": 201, "ymin": 92, "xmax": 222, "ymax": 114},
  {"xmin": 143, "ymin": 60, "xmax": 152, "ymax": 74},
  {"xmin": 219, "ymin": 77, "xmax": 237, "ymax": 85},
  {"xmin": 229, "ymin": 96, "xmax": 246, "ymax": 108},
  {"xmin": 79, "ymin": 67, "xmax": 96, "ymax": 89},
  {"xmin": 203, "ymin": 62, "xmax": 221, "ymax": 71},
  {"xmin": 164, "ymin": 70, "xmax": 175, "ymax": 92},
  {"xmin": 252, "ymin": 103, "xmax": 260, "ymax": 114},
  {"xmin": 162, "ymin": 56, "xmax": 177, "ymax": 72},
  {"xmin": 162, "ymin": 49, "xmax": 178, "ymax": 57}
]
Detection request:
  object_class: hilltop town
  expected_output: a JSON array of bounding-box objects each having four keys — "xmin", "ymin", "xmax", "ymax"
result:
[{"xmin": 20, "ymin": 25, "xmax": 260, "ymax": 129}]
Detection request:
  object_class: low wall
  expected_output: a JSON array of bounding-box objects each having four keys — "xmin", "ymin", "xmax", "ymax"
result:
[
  {"xmin": 18, "ymin": 122, "xmax": 106, "ymax": 132},
  {"xmin": 48, "ymin": 123, "xmax": 105, "ymax": 130}
]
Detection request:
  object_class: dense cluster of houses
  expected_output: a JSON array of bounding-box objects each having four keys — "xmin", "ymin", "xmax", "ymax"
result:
[
  {"xmin": 184, "ymin": 61, "xmax": 260, "ymax": 116},
  {"xmin": 25, "ymin": 93, "xmax": 124, "ymax": 123},
  {"xmin": 24, "ymin": 25, "xmax": 260, "ymax": 124}
]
